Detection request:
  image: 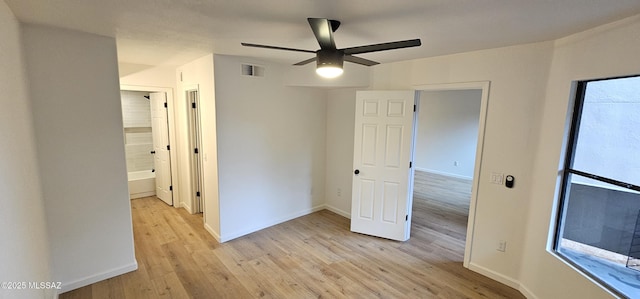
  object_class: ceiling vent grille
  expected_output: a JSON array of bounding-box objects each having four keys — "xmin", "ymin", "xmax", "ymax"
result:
[{"xmin": 241, "ymin": 64, "xmax": 265, "ymax": 77}]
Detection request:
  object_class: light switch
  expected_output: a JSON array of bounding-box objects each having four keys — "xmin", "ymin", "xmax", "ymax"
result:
[{"xmin": 491, "ymin": 172, "xmax": 504, "ymax": 185}]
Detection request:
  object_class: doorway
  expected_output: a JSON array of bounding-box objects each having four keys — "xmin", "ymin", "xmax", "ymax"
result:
[
  {"xmin": 413, "ymin": 82, "xmax": 490, "ymax": 267},
  {"xmin": 411, "ymin": 88, "xmax": 483, "ymax": 263},
  {"xmin": 120, "ymin": 85, "xmax": 177, "ymax": 206},
  {"xmin": 349, "ymin": 82, "xmax": 490, "ymax": 267}
]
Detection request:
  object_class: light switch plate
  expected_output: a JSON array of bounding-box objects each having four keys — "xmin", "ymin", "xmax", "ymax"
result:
[{"xmin": 491, "ymin": 172, "xmax": 504, "ymax": 185}]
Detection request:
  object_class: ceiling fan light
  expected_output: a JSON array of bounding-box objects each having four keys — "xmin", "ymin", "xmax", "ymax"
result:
[
  {"xmin": 316, "ymin": 66, "xmax": 343, "ymax": 78},
  {"xmin": 316, "ymin": 49, "xmax": 344, "ymax": 78}
]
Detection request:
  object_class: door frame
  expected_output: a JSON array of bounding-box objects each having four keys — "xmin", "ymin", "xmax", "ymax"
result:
[
  {"xmin": 413, "ymin": 81, "xmax": 491, "ymax": 268},
  {"xmin": 184, "ymin": 84, "xmax": 205, "ymax": 214},
  {"xmin": 121, "ymin": 84, "xmax": 179, "ymax": 208}
]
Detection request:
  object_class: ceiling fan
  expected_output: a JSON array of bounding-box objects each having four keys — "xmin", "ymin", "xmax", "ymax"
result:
[{"xmin": 241, "ymin": 18, "xmax": 421, "ymax": 78}]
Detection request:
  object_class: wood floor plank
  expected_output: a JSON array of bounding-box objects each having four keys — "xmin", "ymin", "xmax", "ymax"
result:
[
  {"xmin": 60, "ymin": 192, "xmax": 524, "ymax": 299},
  {"xmin": 91, "ymin": 275, "xmax": 125, "ymax": 299},
  {"xmin": 192, "ymin": 249, "xmax": 254, "ymax": 299},
  {"xmin": 150, "ymin": 272, "xmax": 190, "ymax": 299},
  {"xmin": 161, "ymin": 240, "xmax": 219, "ymax": 298},
  {"xmin": 214, "ymin": 244, "xmax": 281, "ymax": 298},
  {"xmin": 121, "ymin": 260, "xmax": 159, "ymax": 299}
]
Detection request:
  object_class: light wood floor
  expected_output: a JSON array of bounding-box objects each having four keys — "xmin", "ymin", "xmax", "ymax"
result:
[
  {"xmin": 60, "ymin": 189, "xmax": 523, "ymax": 298},
  {"xmin": 413, "ymin": 170, "xmax": 472, "ymax": 208}
]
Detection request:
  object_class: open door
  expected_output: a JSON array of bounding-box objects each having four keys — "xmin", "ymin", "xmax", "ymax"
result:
[
  {"xmin": 150, "ymin": 92, "xmax": 173, "ymax": 206},
  {"xmin": 350, "ymin": 90, "xmax": 416, "ymax": 241},
  {"xmin": 186, "ymin": 89, "xmax": 203, "ymax": 213}
]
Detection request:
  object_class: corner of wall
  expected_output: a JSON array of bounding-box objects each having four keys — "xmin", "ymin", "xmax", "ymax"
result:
[{"xmin": 21, "ymin": 24, "xmax": 136, "ymax": 290}]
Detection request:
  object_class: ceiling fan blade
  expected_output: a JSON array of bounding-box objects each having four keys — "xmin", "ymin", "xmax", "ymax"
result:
[
  {"xmin": 241, "ymin": 42, "xmax": 315, "ymax": 53},
  {"xmin": 293, "ymin": 57, "xmax": 317, "ymax": 66},
  {"xmin": 344, "ymin": 55, "xmax": 379, "ymax": 66},
  {"xmin": 341, "ymin": 39, "xmax": 421, "ymax": 55},
  {"xmin": 308, "ymin": 18, "xmax": 337, "ymax": 50}
]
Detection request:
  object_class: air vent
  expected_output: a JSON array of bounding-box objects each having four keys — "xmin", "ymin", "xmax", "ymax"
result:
[{"xmin": 241, "ymin": 64, "xmax": 265, "ymax": 77}]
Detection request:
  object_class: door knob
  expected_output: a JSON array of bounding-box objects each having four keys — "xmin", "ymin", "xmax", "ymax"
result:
[{"xmin": 354, "ymin": 169, "xmax": 360, "ymax": 175}]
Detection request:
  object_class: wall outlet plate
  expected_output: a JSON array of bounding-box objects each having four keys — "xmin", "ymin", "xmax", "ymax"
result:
[{"xmin": 497, "ymin": 241, "xmax": 507, "ymax": 252}]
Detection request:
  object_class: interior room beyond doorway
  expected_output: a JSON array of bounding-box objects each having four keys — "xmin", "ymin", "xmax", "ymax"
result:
[{"xmin": 411, "ymin": 88, "xmax": 482, "ymax": 261}]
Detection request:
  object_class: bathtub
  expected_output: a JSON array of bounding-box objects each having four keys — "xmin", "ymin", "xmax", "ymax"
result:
[{"xmin": 128, "ymin": 170, "xmax": 156, "ymax": 199}]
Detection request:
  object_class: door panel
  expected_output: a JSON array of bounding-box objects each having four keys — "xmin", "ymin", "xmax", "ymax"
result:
[
  {"xmin": 385, "ymin": 125, "xmax": 404, "ymax": 167},
  {"xmin": 351, "ymin": 90, "xmax": 416, "ymax": 241},
  {"xmin": 150, "ymin": 92, "xmax": 173, "ymax": 206}
]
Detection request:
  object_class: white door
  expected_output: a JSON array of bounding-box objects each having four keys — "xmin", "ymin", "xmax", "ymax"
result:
[
  {"xmin": 186, "ymin": 89, "xmax": 203, "ymax": 213},
  {"xmin": 351, "ymin": 90, "xmax": 416, "ymax": 241},
  {"xmin": 150, "ymin": 92, "xmax": 173, "ymax": 206}
]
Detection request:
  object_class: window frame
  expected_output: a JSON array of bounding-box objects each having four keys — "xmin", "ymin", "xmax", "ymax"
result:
[{"xmin": 553, "ymin": 74, "xmax": 640, "ymax": 298}]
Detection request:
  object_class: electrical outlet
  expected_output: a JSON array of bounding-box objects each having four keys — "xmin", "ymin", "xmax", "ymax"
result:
[
  {"xmin": 337, "ymin": 188, "xmax": 342, "ymax": 197},
  {"xmin": 453, "ymin": 161, "xmax": 459, "ymax": 166},
  {"xmin": 497, "ymin": 240, "xmax": 507, "ymax": 252}
]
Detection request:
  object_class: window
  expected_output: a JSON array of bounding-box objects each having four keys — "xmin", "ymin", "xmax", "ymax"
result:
[{"xmin": 554, "ymin": 75, "xmax": 640, "ymax": 298}]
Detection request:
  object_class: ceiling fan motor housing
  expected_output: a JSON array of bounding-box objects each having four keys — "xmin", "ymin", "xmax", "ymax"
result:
[{"xmin": 317, "ymin": 49, "xmax": 344, "ymax": 68}]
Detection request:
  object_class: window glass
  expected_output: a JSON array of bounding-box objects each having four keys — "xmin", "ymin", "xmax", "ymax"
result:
[{"xmin": 571, "ymin": 76, "xmax": 640, "ymax": 185}]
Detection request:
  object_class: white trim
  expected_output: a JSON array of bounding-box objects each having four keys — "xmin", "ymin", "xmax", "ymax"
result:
[
  {"xmin": 413, "ymin": 81, "xmax": 491, "ymax": 268},
  {"xmin": 58, "ymin": 261, "xmax": 138, "ymax": 294},
  {"xmin": 219, "ymin": 205, "xmax": 326, "ymax": 242},
  {"xmin": 183, "ymin": 84, "xmax": 205, "ymax": 215},
  {"xmin": 414, "ymin": 81, "xmax": 489, "ymax": 91},
  {"xmin": 518, "ymin": 284, "xmax": 539, "ymax": 299},
  {"xmin": 129, "ymin": 191, "xmax": 156, "ymax": 199},
  {"xmin": 180, "ymin": 201, "xmax": 193, "ymax": 214},
  {"xmin": 204, "ymin": 222, "xmax": 222, "ymax": 243},
  {"xmin": 324, "ymin": 204, "xmax": 351, "ymax": 219},
  {"xmin": 414, "ymin": 167, "xmax": 473, "ymax": 181},
  {"xmin": 468, "ymin": 262, "xmax": 520, "ymax": 289},
  {"xmin": 547, "ymin": 250, "xmax": 622, "ymax": 298}
]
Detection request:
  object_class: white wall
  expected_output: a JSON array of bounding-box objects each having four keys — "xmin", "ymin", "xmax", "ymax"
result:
[
  {"xmin": 214, "ymin": 54, "xmax": 327, "ymax": 241},
  {"xmin": 415, "ymin": 90, "xmax": 482, "ymax": 179},
  {"xmin": 22, "ymin": 24, "xmax": 137, "ymax": 292},
  {"xmin": 0, "ymin": 2, "xmax": 52, "ymax": 298},
  {"xmin": 119, "ymin": 63, "xmax": 177, "ymax": 90},
  {"xmin": 177, "ymin": 54, "xmax": 221, "ymax": 238},
  {"xmin": 324, "ymin": 88, "xmax": 357, "ymax": 217},
  {"xmin": 521, "ymin": 15, "xmax": 640, "ymax": 299}
]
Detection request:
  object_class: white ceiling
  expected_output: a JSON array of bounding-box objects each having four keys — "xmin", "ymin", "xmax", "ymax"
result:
[{"xmin": 7, "ymin": 0, "xmax": 640, "ymax": 67}]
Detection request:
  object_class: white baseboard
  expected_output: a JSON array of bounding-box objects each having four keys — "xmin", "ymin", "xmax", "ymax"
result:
[
  {"xmin": 467, "ymin": 263, "xmax": 539, "ymax": 298},
  {"xmin": 468, "ymin": 262, "xmax": 521, "ymax": 290},
  {"xmin": 58, "ymin": 261, "xmax": 138, "ymax": 294},
  {"xmin": 180, "ymin": 201, "xmax": 193, "ymax": 214},
  {"xmin": 204, "ymin": 222, "xmax": 221, "ymax": 243},
  {"xmin": 324, "ymin": 204, "xmax": 351, "ymax": 219},
  {"xmin": 518, "ymin": 283, "xmax": 538, "ymax": 299},
  {"xmin": 414, "ymin": 167, "xmax": 473, "ymax": 181},
  {"xmin": 219, "ymin": 204, "xmax": 326, "ymax": 242},
  {"xmin": 129, "ymin": 191, "xmax": 156, "ymax": 199}
]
